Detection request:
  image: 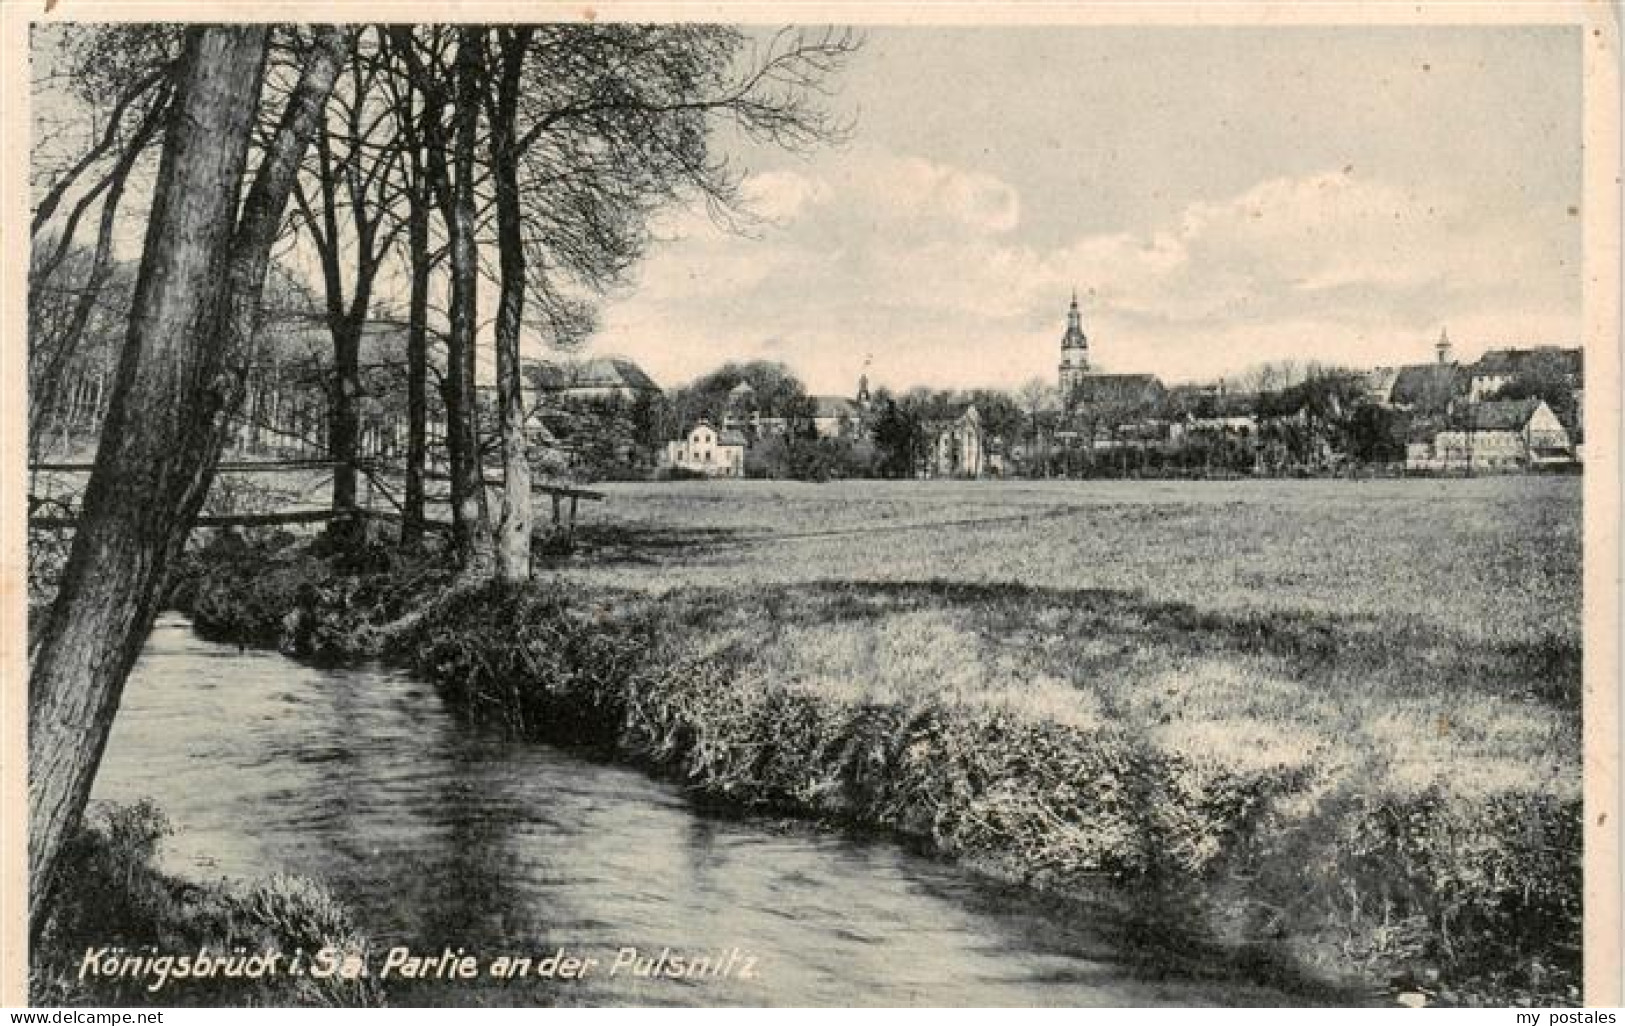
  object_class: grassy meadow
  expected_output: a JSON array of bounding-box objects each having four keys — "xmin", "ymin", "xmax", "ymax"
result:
[{"xmin": 558, "ymin": 476, "xmax": 1581, "ymax": 804}]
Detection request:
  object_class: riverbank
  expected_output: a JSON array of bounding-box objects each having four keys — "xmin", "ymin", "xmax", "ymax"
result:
[
  {"xmin": 30, "ymin": 800, "xmax": 383, "ymax": 1007},
  {"xmin": 176, "ymin": 509, "xmax": 1582, "ymax": 1007}
]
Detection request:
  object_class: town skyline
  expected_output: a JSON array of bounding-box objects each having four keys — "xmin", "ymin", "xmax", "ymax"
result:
[
  {"xmin": 568, "ymin": 24, "xmax": 1581, "ymax": 396},
  {"xmin": 576, "ymin": 298, "xmax": 1577, "ymax": 401}
]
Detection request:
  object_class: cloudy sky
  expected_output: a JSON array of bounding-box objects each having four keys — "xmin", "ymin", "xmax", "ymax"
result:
[{"xmin": 583, "ymin": 24, "xmax": 1582, "ymax": 396}]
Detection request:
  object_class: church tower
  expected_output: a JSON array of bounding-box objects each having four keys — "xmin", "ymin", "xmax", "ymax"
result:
[{"xmin": 1059, "ymin": 290, "xmax": 1091, "ymax": 395}]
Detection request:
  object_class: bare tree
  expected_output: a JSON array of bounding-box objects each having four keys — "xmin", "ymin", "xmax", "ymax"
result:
[
  {"xmin": 392, "ymin": 26, "xmax": 495, "ymax": 573},
  {"xmin": 1017, "ymin": 377, "xmax": 1058, "ymax": 478},
  {"xmin": 29, "ymin": 29, "xmax": 180, "ymax": 462},
  {"xmin": 377, "ymin": 33, "xmax": 445, "ymax": 552},
  {"xmin": 486, "ymin": 25, "xmax": 861, "ymax": 578},
  {"xmin": 28, "ymin": 24, "xmax": 352, "ymax": 933},
  {"xmin": 290, "ymin": 26, "xmax": 408, "ymax": 535},
  {"xmin": 29, "ymin": 25, "xmax": 180, "ymax": 249},
  {"xmin": 28, "ymin": 81, "xmax": 172, "ymax": 460}
]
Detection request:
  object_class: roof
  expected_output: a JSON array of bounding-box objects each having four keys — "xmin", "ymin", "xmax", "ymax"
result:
[
  {"xmin": 924, "ymin": 403, "xmax": 981, "ymax": 428},
  {"xmin": 811, "ymin": 395, "xmax": 859, "ymax": 419},
  {"xmin": 1363, "ymin": 366, "xmax": 1400, "ymax": 397},
  {"xmin": 1388, "ymin": 363, "xmax": 1464, "ymax": 406},
  {"xmin": 1407, "ymin": 420, "xmax": 1444, "ymax": 444},
  {"xmin": 1471, "ymin": 346, "xmax": 1583, "ymax": 381},
  {"xmin": 684, "ymin": 420, "xmax": 746, "ymax": 445},
  {"xmin": 524, "ymin": 356, "xmax": 660, "ymax": 394},
  {"xmin": 1452, "ymin": 398, "xmax": 1544, "ymax": 432},
  {"xmin": 1193, "ymin": 392, "xmax": 1257, "ymax": 418},
  {"xmin": 1069, "ymin": 373, "xmax": 1165, "ymax": 406}
]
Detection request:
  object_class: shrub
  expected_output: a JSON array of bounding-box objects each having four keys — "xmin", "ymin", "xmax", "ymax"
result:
[{"xmin": 396, "ymin": 581, "xmax": 652, "ymax": 743}]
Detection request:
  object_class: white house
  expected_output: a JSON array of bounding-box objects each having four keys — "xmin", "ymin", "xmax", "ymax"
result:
[
  {"xmin": 1405, "ymin": 398, "xmax": 1573, "ymax": 472},
  {"xmin": 922, "ymin": 404, "xmax": 986, "ymax": 478},
  {"xmin": 664, "ymin": 421, "xmax": 747, "ymax": 478}
]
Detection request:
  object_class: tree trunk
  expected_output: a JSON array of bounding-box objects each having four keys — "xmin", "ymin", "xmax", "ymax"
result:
[
  {"xmin": 401, "ymin": 167, "xmax": 429, "ymax": 552},
  {"xmin": 307, "ymin": 129, "xmax": 366, "ymax": 547},
  {"xmin": 27, "ymin": 24, "xmax": 349, "ymax": 935},
  {"xmin": 28, "ymin": 26, "xmax": 269, "ymax": 933},
  {"xmin": 329, "ymin": 314, "xmax": 362, "ymax": 512},
  {"xmin": 491, "ymin": 29, "xmax": 533, "ymax": 582},
  {"xmin": 389, "ymin": 26, "xmax": 493, "ymax": 571},
  {"xmin": 443, "ymin": 28, "xmax": 493, "ymax": 572}
]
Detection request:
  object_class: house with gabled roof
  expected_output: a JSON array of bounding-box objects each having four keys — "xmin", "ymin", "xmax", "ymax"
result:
[
  {"xmin": 809, "ymin": 395, "xmax": 864, "ymax": 439},
  {"xmin": 523, "ymin": 356, "xmax": 662, "ymax": 403},
  {"xmin": 1068, "ymin": 373, "xmax": 1166, "ymax": 410},
  {"xmin": 1362, "ymin": 366, "xmax": 1401, "ymax": 407},
  {"xmin": 1386, "ymin": 362, "xmax": 1466, "ymax": 413},
  {"xmin": 921, "ymin": 403, "xmax": 987, "ymax": 478},
  {"xmin": 1405, "ymin": 397, "xmax": 1573, "ymax": 471},
  {"xmin": 664, "ymin": 420, "xmax": 747, "ymax": 478},
  {"xmin": 1167, "ymin": 387, "xmax": 1259, "ymax": 440}
]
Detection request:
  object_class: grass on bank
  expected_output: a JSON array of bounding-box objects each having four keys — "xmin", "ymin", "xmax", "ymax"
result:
[
  {"xmin": 30, "ymin": 801, "xmax": 383, "ymax": 1008},
  {"xmin": 389, "ymin": 577, "xmax": 1578, "ymax": 998}
]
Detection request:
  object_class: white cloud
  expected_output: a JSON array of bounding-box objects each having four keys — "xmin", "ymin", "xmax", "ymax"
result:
[
  {"xmin": 875, "ymin": 155, "xmax": 1023, "ymax": 234},
  {"xmin": 590, "ymin": 156, "xmax": 1579, "ymax": 395}
]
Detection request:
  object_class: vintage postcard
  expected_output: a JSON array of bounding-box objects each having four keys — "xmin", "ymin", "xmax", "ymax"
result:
[{"xmin": 1, "ymin": 0, "xmax": 1619, "ymax": 1010}]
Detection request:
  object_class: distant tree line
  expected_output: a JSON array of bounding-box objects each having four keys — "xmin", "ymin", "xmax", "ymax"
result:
[{"xmin": 636, "ymin": 354, "xmax": 1579, "ymax": 481}]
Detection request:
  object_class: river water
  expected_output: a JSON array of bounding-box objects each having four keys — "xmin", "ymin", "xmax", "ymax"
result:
[{"xmin": 89, "ymin": 613, "xmax": 1323, "ymax": 1006}]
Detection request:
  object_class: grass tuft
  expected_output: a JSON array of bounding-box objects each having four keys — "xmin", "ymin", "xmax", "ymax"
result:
[{"xmin": 31, "ymin": 801, "xmax": 385, "ymax": 1008}]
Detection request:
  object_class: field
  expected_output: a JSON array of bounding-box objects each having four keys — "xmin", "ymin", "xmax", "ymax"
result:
[{"xmin": 557, "ymin": 476, "xmax": 1582, "ymax": 804}]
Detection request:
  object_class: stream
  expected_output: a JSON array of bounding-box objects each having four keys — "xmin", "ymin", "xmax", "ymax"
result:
[{"xmin": 88, "ymin": 613, "xmax": 1323, "ymax": 1006}]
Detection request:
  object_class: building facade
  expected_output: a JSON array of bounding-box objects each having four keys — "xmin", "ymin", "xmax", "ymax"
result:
[
  {"xmin": 1405, "ymin": 398, "xmax": 1573, "ymax": 472},
  {"xmin": 723, "ymin": 376, "xmax": 873, "ymax": 442},
  {"xmin": 922, "ymin": 404, "xmax": 986, "ymax": 478},
  {"xmin": 664, "ymin": 421, "xmax": 747, "ymax": 477}
]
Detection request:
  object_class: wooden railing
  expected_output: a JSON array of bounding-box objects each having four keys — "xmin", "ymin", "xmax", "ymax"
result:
[{"xmin": 28, "ymin": 459, "xmax": 604, "ymax": 540}]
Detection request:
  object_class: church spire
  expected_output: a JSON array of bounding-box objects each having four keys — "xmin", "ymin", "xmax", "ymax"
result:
[
  {"xmin": 1435, "ymin": 327, "xmax": 1452, "ymax": 364},
  {"xmin": 1062, "ymin": 289, "xmax": 1086, "ymax": 349},
  {"xmin": 1059, "ymin": 289, "xmax": 1090, "ymax": 393}
]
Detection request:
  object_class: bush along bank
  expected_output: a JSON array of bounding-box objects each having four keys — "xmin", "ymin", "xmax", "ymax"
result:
[
  {"xmin": 181, "ymin": 547, "xmax": 1582, "ymax": 1007},
  {"xmin": 31, "ymin": 801, "xmax": 383, "ymax": 1008}
]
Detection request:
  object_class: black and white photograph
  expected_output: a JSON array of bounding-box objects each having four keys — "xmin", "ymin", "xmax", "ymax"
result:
[{"xmin": 4, "ymin": 1, "xmax": 1620, "ymax": 1011}]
